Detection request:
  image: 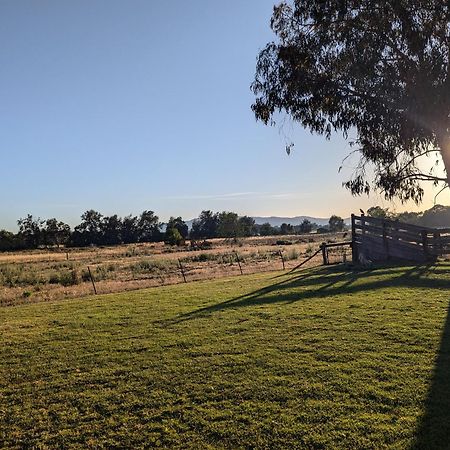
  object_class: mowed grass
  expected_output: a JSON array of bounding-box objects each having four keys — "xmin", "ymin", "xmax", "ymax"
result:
[{"xmin": 1, "ymin": 263, "xmax": 450, "ymax": 449}]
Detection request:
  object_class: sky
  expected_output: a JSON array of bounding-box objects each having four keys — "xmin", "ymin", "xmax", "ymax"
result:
[{"xmin": 1, "ymin": 1, "xmax": 449, "ymax": 230}]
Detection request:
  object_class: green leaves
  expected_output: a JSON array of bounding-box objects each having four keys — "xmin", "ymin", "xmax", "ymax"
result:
[{"xmin": 252, "ymin": 0, "xmax": 450, "ymax": 202}]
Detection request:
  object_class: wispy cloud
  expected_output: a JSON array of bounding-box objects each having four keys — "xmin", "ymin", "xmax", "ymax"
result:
[{"xmin": 163, "ymin": 192, "xmax": 312, "ymax": 201}]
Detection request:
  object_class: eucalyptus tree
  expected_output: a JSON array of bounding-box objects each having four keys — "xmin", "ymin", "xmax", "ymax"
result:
[{"xmin": 252, "ymin": 1, "xmax": 450, "ymax": 202}]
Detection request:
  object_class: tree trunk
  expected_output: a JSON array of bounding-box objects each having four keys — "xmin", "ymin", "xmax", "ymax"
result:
[{"xmin": 437, "ymin": 131, "xmax": 450, "ymax": 187}]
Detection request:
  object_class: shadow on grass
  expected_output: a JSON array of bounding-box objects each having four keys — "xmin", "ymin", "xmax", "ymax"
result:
[
  {"xmin": 412, "ymin": 300, "xmax": 450, "ymax": 449},
  {"xmin": 168, "ymin": 262, "xmax": 449, "ymax": 325},
  {"xmin": 164, "ymin": 261, "xmax": 450, "ymax": 447}
]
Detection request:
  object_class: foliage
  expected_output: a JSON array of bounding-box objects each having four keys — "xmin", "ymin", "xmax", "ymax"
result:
[
  {"xmin": 257, "ymin": 222, "xmax": 278, "ymax": 236},
  {"xmin": 238, "ymin": 215, "xmax": 256, "ymax": 237},
  {"xmin": 190, "ymin": 210, "xmax": 219, "ymax": 239},
  {"xmin": 165, "ymin": 227, "xmax": 184, "ymax": 246},
  {"xmin": 43, "ymin": 218, "xmax": 71, "ymax": 247},
  {"xmin": 252, "ymin": 0, "xmax": 450, "ymax": 202},
  {"xmin": 72, "ymin": 210, "xmax": 104, "ymax": 246},
  {"xmin": 328, "ymin": 215, "xmax": 345, "ymax": 232},
  {"xmin": 138, "ymin": 210, "xmax": 161, "ymax": 243},
  {"xmin": 121, "ymin": 215, "xmax": 139, "ymax": 244},
  {"xmin": 299, "ymin": 219, "xmax": 313, "ymax": 233},
  {"xmin": 367, "ymin": 206, "xmax": 390, "ymax": 219},
  {"xmin": 101, "ymin": 215, "xmax": 123, "ymax": 246},
  {"xmin": 280, "ymin": 223, "xmax": 294, "ymax": 234},
  {"xmin": 217, "ymin": 211, "xmax": 240, "ymax": 238},
  {"xmin": 166, "ymin": 217, "xmax": 189, "ymax": 239},
  {"xmin": 0, "ymin": 230, "xmax": 23, "ymax": 251},
  {"xmin": 17, "ymin": 214, "xmax": 44, "ymax": 248},
  {"xmin": 367, "ymin": 204, "xmax": 450, "ymax": 228}
]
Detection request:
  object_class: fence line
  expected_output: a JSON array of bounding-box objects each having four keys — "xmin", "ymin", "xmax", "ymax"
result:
[{"xmin": 1, "ymin": 246, "xmax": 335, "ymax": 305}]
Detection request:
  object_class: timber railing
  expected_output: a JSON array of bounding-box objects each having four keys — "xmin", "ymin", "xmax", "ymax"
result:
[{"xmin": 351, "ymin": 214, "xmax": 450, "ymax": 262}]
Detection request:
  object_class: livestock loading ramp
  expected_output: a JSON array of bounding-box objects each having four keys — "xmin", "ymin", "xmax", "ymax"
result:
[{"xmin": 351, "ymin": 214, "xmax": 450, "ymax": 263}]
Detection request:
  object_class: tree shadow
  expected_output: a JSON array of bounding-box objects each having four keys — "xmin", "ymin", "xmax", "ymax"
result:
[
  {"xmin": 167, "ymin": 262, "xmax": 449, "ymax": 325},
  {"xmin": 412, "ymin": 300, "xmax": 450, "ymax": 449},
  {"xmin": 161, "ymin": 261, "xmax": 450, "ymax": 446}
]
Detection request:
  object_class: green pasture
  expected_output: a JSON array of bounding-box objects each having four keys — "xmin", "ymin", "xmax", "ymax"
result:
[{"xmin": 1, "ymin": 263, "xmax": 449, "ymax": 449}]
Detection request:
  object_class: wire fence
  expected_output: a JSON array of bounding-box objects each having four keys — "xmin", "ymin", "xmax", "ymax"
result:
[{"xmin": 0, "ymin": 240, "xmax": 352, "ymax": 306}]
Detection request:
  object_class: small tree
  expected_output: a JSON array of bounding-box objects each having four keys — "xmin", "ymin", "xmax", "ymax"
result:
[
  {"xmin": 258, "ymin": 222, "xmax": 277, "ymax": 236},
  {"xmin": 166, "ymin": 217, "xmax": 189, "ymax": 239},
  {"xmin": 17, "ymin": 215, "xmax": 44, "ymax": 249},
  {"xmin": 43, "ymin": 218, "xmax": 71, "ymax": 247},
  {"xmin": 329, "ymin": 215, "xmax": 345, "ymax": 232},
  {"xmin": 280, "ymin": 223, "xmax": 294, "ymax": 235},
  {"xmin": 101, "ymin": 215, "xmax": 122, "ymax": 245},
  {"xmin": 121, "ymin": 215, "xmax": 139, "ymax": 244},
  {"xmin": 0, "ymin": 230, "xmax": 22, "ymax": 251},
  {"xmin": 367, "ymin": 206, "xmax": 390, "ymax": 219},
  {"xmin": 238, "ymin": 216, "xmax": 256, "ymax": 237},
  {"xmin": 165, "ymin": 227, "xmax": 184, "ymax": 246},
  {"xmin": 217, "ymin": 211, "xmax": 240, "ymax": 238},
  {"xmin": 72, "ymin": 210, "xmax": 103, "ymax": 246},
  {"xmin": 190, "ymin": 210, "xmax": 219, "ymax": 239},
  {"xmin": 299, "ymin": 219, "xmax": 312, "ymax": 233},
  {"xmin": 137, "ymin": 210, "xmax": 162, "ymax": 242}
]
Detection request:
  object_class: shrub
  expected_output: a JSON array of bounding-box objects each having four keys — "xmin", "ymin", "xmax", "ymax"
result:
[
  {"xmin": 165, "ymin": 228, "xmax": 184, "ymax": 246},
  {"xmin": 276, "ymin": 240, "xmax": 293, "ymax": 246},
  {"xmin": 0, "ymin": 265, "xmax": 22, "ymax": 287},
  {"xmin": 81, "ymin": 270, "xmax": 91, "ymax": 282},
  {"xmin": 285, "ymin": 248, "xmax": 299, "ymax": 260},
  {"xmin": 48, "ymin": 274, "xmax": 60, "ymax": 284},
  {"xmin": 49, "ymin": 270, "xmax": 81, "ymax": 287},
  {"xmin": 188, "ymin": 253, "xmax": 216, "ymax": 263}
]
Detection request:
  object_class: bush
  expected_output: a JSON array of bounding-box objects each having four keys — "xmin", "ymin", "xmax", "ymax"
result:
[
  {"xmin": 48, "ymin": 274, "xmax": 60, "ymax": 284},
  {"xmin": 276, "ymin": 240, "xmax": 293, "ymax": 246},
  {"xmin": 81, "ymin": 269, "xmax": 91, "ymax": 282},
  {"xmin": 49, "ymin": 269, "xmax": 81, "ymax": 286},
  {"xmin": 188, "ymin": 253, "xmax": 216, "ymax": 263},
  {"xmin": 165, "ymin": 228, "xmax": 184, "ymax": 246},
  {"xmin": 285, "ymin": 248, "xmax": 299, "ymax": 260}
]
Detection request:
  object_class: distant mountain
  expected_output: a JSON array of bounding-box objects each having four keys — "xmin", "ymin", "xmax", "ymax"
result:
[
  {"xmin": 185, "ymin": 215, "xmax": 351, "ymax": 229},
  {"xmin": 251, "ymin": 216, "xmax": 331, "ymax": 227}
]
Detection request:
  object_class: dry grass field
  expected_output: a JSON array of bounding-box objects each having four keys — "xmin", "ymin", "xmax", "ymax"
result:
[{"xmin": 0, "ymin": 233, "xmax": 349, "ymax": 306}]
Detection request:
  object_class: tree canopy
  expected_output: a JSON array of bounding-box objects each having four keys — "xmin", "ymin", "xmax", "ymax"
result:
[
  {"xmin": 252, "ymin": 0, "xmax": 450, "ymax": 203},
  {"xmin": 329, "ymin": 215, "xmax": 345, "ymax": 232}
]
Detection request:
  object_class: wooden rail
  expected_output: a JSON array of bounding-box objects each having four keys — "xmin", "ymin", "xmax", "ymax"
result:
[{"xmin": 351, "ymin": 214, "xmax": 450, "ymax": 263}]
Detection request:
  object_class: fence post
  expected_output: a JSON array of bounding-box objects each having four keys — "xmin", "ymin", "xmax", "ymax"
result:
[
  {"xmin": 351, "ymin": 214, "xmax": 357, "ymax": 263},
  {"xmin": 421, "ymin": 231, "xmax": 429, "ymax": 259},
  {"xmin": 234, "ymin": 251, "xmax": 243, "ymax": 275},
  {"xmin": 279, "ymin": 250, "xmax": 285, "ymax": 270},
  {"xmin": 178, "ymin": 259, "xmax": 187, "ymax": 283},
  {"xmin": 433, "ymin": 232, "xmax": 441, "ymax": 256},
  {"xmin": 87, "ymin": 266, "xmax": 97, "ymax": 295},
  {"xmin": 321, "ymin": 243, "xmax": 328, "ymax": 265}
]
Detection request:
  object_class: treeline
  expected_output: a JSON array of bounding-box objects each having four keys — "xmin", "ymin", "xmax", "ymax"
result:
[
  {"xmin": 0, "ymin": 209, "xmax": 347, "ymax": 252},
  {"xmin": 367, "ymin": 205, "xmax": 450, "ymax": 228}
]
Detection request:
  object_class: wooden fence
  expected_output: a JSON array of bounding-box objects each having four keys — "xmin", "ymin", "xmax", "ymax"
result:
[{"xmin": 351, "ymin": 215, "xmax": 450, "ymax": 263}]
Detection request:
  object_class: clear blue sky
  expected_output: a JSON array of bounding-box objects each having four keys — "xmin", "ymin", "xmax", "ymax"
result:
[{"xmin": 1, "ymin": 1, "xmax": 448, "ymax": 229}]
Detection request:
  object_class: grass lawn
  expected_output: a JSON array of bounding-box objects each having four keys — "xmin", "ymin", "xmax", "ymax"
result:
[{"xmin": 1, "ymin": 263, "xmax": 450, "ymax": 449}]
